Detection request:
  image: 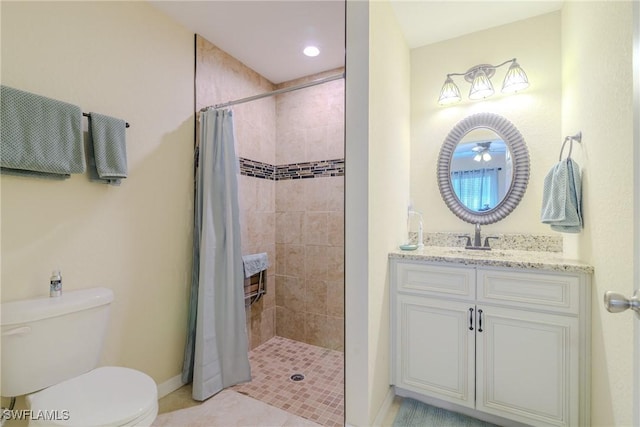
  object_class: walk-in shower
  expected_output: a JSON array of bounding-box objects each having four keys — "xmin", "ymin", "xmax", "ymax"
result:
[{"xmin": 194, "ymin": 34, "xmax": 345, "ymax": 425}]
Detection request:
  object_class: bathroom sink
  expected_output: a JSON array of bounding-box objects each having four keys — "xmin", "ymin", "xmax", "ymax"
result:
[{"xmin": 439, "ymin": 248, "xmax": 513, "ymax": 258}]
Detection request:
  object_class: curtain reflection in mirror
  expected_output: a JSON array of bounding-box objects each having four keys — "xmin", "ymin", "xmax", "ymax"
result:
[{"xmin": 451, "ymin": 168, "xmax": 500, "ymax": 211}]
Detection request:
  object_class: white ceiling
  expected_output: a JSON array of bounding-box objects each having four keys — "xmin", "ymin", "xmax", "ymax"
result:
[
  {"xmin": 391, "ymin": 1, "xmax": 563, "ymax": 49},
  {"xmin": 150, "ymin": 0, "xmax": 563, "ymax": 84},
  {"xmin": 149, "ymin": 0, "xmax": 345, "ymax": 84}
]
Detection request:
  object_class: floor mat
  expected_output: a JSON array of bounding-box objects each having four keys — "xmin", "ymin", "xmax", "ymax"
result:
[{"xmin": 392, "ymin": 398, "xmax": 501, "ymax": 427}]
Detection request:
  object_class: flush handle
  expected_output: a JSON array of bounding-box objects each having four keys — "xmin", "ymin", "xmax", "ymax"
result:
[{"xmin": 2, "ymin": 326, "xmax": 31, "ymax": 336}]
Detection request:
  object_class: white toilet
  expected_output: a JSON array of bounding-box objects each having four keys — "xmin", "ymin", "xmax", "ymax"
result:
[{"xmin": 1, "ymin": 288, "xmax": 158, "ymax": 426}]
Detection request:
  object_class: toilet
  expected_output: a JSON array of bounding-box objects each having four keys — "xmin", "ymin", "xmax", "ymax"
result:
[{"xmin": 1, "ymin": 288, "xmax": 158, "ymax": 426}]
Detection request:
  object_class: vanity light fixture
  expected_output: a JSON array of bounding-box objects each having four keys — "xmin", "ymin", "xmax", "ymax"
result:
[{"xmin": 438, "ymin": 58, "xmax": 529, "ymax": 105}]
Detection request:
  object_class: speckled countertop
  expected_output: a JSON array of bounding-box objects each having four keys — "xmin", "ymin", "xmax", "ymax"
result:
[{"xmin": 389, "ymin": 246, "xmax": 594, "ymax": 274}]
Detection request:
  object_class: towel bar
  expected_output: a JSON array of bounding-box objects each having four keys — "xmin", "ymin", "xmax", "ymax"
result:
[
  {"xmin": 559, "ymin": 131, "xmax": 582, "ymax": 160},
  {"xmin": 83, "ymin": 112, "xmax": 129, "ymax": 128}
]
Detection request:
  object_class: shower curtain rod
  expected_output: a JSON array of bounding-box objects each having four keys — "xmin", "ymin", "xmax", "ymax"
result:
[{"xmin": 202, "ymin": 72, "xmax": 345, "ymax": 111}]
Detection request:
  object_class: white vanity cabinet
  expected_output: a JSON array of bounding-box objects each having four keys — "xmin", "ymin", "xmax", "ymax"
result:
[{"xmin": 390, "ymin": 258, "xmax": 591, "ymax": 427}]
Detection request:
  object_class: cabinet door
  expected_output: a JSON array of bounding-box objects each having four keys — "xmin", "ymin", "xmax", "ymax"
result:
[
  {"xmin": 395, "ymin": 295, "xmax": 475, "ymax": 408},
  {"xmin": 476, "ymin": 305, "xmax": 579, "ymax": 427}
]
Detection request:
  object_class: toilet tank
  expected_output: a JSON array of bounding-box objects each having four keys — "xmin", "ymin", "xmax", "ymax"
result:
[{"xmin": 1, "ymin": 287, "xmax": 114, "ymax": 397}]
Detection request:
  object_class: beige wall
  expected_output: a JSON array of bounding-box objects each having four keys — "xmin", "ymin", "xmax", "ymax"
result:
[
  {"xmin": 367, "ymin": 0, "xmax": 412, "ymax": 424},
  {"xmin": 344, "ymin": 0, "xmax": 371, "ymax": 423},
  {"xmin": 562, "ymin": 2, "xmax": 634, "ymax": 425},
  {"xmin": 410, "ymin": 12, "xmax": 562, "ymax": 236},
  {"xmin": 1, "ymin": 1, "xmax": 194, "ymax": 386}
]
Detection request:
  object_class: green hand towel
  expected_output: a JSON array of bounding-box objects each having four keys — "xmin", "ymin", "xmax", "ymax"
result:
[
  {"xmin": 0, "ymin": 85, "xmax": 85, "ymax": 178},
  {"xmin": 87, "ymin": 112, "xmax": 128, "ymax": 185},
  {"xmin": 541, "ymin": 158, "xmax": 583, "ymax": 233}
]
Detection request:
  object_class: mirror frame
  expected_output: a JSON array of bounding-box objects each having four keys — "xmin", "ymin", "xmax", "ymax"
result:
[{"xmin": 437, "ymin": 112, "xmax": 530, "ymax": 225}]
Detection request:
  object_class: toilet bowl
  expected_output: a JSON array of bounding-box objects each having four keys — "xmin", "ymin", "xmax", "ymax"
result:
[
  {"xmin": 1, "ymin": 288, "xmax": 158, "ymax": 426},
  {"xmin": 27, "ymin": 367, "xmax": 158, "ymax": 427}
]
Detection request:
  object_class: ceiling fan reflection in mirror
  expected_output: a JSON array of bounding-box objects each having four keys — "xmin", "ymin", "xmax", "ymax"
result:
[{"xmin": 471, "ymin": 141, "xmax": 493, "ymax": 162}]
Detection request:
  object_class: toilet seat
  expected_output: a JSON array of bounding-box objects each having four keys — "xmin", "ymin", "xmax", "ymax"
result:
[{"xmin": 27, "ymin": 366, "xmax": 157, "ymax": 427}]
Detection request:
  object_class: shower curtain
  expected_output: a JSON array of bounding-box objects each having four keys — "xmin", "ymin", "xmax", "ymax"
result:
[{"xmin": 182, "ymin": 108, "xmax": 251, "ymax": 401}]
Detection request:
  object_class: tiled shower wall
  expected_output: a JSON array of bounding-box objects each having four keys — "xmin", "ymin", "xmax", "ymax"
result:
[
  {"xmin": 274, "ymin": 74, "xmax": 344, "ymax": 351},
  {"xmin": 196, "ymin": 35, "xmax": 344, "ymax": 351}
]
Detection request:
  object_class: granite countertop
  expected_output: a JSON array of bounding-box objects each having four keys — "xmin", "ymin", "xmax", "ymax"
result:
[{"xmin": 389, "ymin": 246, "xmax": 594, "ymax": 274}]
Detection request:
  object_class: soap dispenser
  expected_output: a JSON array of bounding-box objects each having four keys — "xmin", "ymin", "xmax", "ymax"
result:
[
  {"xmin": 400, "ymin": 208, "xmax": 425, "ymax": 251},
  {"xmin": 50, "ymin": 270, "xmax": 62, "ymax": 297},
  {"xmin": 410, "ymin": 210, "xmax": 424, "ymax": 250}
]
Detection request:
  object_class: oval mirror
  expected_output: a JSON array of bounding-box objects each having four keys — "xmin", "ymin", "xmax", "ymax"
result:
[{"xmin": 437, "ymin": 113, "xmax": 530, "ymax": 225}]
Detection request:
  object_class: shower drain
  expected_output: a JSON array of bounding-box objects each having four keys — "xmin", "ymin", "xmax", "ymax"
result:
[{"xmin": 290, "ymin": 373, "xmax": 305, "ymax": 382}]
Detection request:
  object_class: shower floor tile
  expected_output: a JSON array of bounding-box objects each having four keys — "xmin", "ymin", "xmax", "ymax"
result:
[{"xmin": 232, "ymin": 336, "xmax": 344, "ymax": 427}]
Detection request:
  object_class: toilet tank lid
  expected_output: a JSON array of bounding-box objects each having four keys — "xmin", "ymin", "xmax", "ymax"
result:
[{"xmin": 1, "ymin": 287, "xmax": 114, "ymax": 326}]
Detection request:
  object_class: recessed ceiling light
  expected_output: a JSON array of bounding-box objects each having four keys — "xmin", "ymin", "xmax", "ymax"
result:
[{"xmin": 303, "ymin": 46, "xmax": 320, "ymax": 57}]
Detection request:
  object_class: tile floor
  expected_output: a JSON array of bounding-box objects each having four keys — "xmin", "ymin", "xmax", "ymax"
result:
[
  {"xmin": 158, "ymin": 336, "xmax": 344, "ymax": 427},
  {"xmin": 232, "ymin": 336, "xmax": 344, "ymax": 427},
  {"xmin": 154, "ymin": 389, "xmax": 320, "ymax": 426}
]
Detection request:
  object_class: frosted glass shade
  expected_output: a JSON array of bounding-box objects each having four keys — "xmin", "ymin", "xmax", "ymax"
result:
[
  {"xmin": 502, "ymin": 61, "xmax": 529, "ymax": 93},
  {"xmin": 468, "ymin": 69, "xmax": 494, "ymax": 100},
  {"xmin": 438, "ymin": 76, "xmax": 461, "ymax": 105}
]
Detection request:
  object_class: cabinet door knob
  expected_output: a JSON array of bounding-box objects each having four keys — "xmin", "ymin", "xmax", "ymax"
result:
[{"xmin": 477, "ymin": 309, "xmax": 484, "ymax": 332}]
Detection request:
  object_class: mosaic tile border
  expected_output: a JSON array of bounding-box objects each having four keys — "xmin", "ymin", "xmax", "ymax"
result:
[
  {"xmin": 239, "ymin": 157, "xmax": 344, "ymax": 181},
  {"xmin": 239, "ymin": 158, "xmax": 276, "ymax": 180},
  {"xmin": 277, "ymin": 159, "xmax": 344, "ymax": 180}
]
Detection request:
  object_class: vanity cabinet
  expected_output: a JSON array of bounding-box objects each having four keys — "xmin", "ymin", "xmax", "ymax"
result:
[{"xmin": 390, "ymin": 259, "xmax": 591, "ymax": 427}]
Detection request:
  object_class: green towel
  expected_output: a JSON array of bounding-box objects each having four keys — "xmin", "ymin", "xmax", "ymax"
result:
[
  {"xmin": 540, "ymin": 158, "xmax": 583, "ymax": 233},
  {"xmin": 0, "ymin": 85, "xmax": 85, "ymax": 178},
  {"xmin": 87, "ymin": 112, "xmax": 127, "ymax": 185}
]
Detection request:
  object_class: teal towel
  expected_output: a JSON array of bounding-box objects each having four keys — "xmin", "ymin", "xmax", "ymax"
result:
[
  {"xmin": 541, "ymin": 158, "xmax": 583, "ymax": 233},
  {"xmin": 0, "ymin": 85, "xmax": 85, "ymax": 178},
  {"xmin": 242, "ymin": 252, "xmax": 269, "ymax": 278},
  {"xmin": 87, "ymin": 112, "xmax": 127, "ymax": 185}
]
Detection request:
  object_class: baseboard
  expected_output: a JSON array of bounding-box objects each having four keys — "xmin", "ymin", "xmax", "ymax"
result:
[
  {"xmin": 156, "ymin": 374, "xmax": 185, "ymax": 399},
  {"xmin": 372, "ymin": 386, "xmax": 396, "ymax": 427}
]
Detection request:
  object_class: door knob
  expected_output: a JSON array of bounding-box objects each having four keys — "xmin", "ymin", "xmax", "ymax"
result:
[{"xmin": 604, "ymin": 290, "xmax": 640, "ymax": 317}]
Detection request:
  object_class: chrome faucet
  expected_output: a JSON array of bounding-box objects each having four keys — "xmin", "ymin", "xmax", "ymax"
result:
[
  {"xmin": 457, "ymin": 224, "xmax": 499, "ymax": 250},
  {"xmin": 473, "ymin": 223, "xmax": 482, "ymax": 247}
]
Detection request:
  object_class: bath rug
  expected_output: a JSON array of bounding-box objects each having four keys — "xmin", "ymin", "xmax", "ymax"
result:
[{"xmin": 392, "ymin": 398, "xmax": 500, "ymax": 427}]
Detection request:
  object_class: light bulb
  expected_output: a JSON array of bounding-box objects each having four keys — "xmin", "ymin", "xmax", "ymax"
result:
[{"xmin": 303, "ymin": 46, "xmax": 320, "ymax": 57}]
